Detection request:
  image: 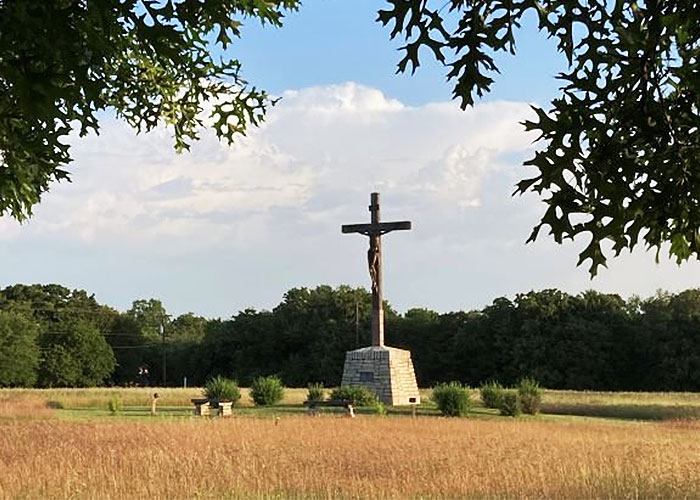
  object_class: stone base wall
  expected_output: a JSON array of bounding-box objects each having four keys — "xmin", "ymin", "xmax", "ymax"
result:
[{"xmin": 341, "ymin": 345, "xmax": 420, "ymax": 406}]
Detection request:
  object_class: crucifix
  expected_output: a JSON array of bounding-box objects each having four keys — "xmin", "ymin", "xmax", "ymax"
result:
[{"xmin": 342, "ymin": 192, "xmax": 411, "ymax": 347}]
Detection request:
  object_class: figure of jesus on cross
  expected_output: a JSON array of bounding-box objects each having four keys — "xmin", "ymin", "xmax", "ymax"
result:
[{"xmin": 342, "ymin": 193, "xmax": 411, "ymax": 347}]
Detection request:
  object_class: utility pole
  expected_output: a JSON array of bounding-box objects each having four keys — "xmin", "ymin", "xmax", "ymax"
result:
[
  {"xmin": 355, "ymin": 297, "xmax": 360, "ymax": 348},
  {"xmin": 160, "ymin": 316, "xmax": 166, "ymax": 387}
]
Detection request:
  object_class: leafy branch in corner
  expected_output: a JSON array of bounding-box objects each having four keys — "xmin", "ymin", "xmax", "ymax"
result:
[{"xmin": 378, "ymin": 0, "xmax": 700, "ymax": 275}]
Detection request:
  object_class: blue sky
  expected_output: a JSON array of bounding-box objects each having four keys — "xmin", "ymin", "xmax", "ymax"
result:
[
  {"xmin": 1, "ymin": 1, "xmax": 698, "ymax": 319},
  {"xmin": 234, "ymin": 0, "xmax": 565, "ymax": 105}
]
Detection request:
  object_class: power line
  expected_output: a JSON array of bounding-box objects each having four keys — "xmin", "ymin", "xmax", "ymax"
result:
[
  {"xmin": 37, "ymin": 344, "xmax": 162, "ymax": 351},
  {"xmin": 40, "ymin": 331, "xmax": 158, "ymax": 338},
  {"xmin": 111, "ymin": 345, "xmax": 162, "ymax": 350},
  {"xmin": 0, "ymin": 305, "xmax": 190, "ymax": 317},
  {"xmin": 0, "ymin": 306, "xmax": 121, "ymax": 315}
]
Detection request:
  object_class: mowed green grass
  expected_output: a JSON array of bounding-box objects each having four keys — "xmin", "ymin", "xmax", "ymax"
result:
[{"xmin": 2, "ymin": 386, "xmax": 700, "ymax": 421}]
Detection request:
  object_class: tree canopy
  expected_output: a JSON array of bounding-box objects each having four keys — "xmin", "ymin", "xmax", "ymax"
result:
[
  {"xmin": 2, "ymin": 282, "xmax": 700, "ymax": 391},
  {"xmin": 39, "ymin": 317, "xmax": 116, "ymax": 387},
  {"xmin": 0, "ymin": 310, "xmax": 39, "ymax": 387},
  {"xmin": 0, "ymin": 0, "xmax": 299, "ymax": 220},
  {"xmin": 379, "ymin": 0, "xmax": 700, "ymax": 273}
]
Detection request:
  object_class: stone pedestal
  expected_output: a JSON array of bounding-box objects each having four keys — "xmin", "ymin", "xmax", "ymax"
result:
[
  {"xmin": 191, "ymin": 398, "xmax": 210, "ymax": 416},
  {"xmin": 341, "ymin": 345, "xmax": 420, "ymax": 406}
]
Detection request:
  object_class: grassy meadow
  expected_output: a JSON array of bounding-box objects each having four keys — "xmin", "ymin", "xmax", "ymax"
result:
[{"xmin": 1, "ymin": 388, "xmax": 700, "ymax": 499}]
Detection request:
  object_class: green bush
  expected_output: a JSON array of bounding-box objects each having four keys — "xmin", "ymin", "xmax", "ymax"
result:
[
  {"xmin": 306, "ymin": 382, "xmax": 325, "ymax": 402},
  {"xmin": 373, "ymin": 401, "xmax": 387, "ymax": 416},
  {"xmin": 204, "ymin": 375, "xmax": 241, "ymax": 407},
  {"xmin": 107, "ymin": 395, "xmax": 122, "ymax": 414},
  {"xmin": 480, "ymin": 380, "xmax": 505, "ymax": 409},
  {"xmin": 431, "ymin": 381, "xmax": 471, "ymax": 417},
  {"xmin": 330, "ymin": 385, "xmax": 377, "ymax": 406},
  {"xmin": 250, "ymin": 375, "xmax": 285, "ymax": 406},
  {"xmin": 518, "ymin": 377, "xmax": 542, "ymax": 415},
  {"xmin": 499, "ymin": 390, "xmax": 522, "ymax": 417}
]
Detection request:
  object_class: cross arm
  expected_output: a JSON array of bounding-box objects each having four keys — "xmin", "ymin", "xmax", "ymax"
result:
[{"xmin": 341, "ymin": 221, "xmax": 411, "ymax": 235}]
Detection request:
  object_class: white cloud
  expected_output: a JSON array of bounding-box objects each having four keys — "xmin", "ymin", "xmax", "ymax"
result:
[
  {"xmin": 3, "ymin": 82, "xmax": 698, "ymax": 317},
  {"xmin": 11, "ymin": 82, "xmax": 534, "ymax": 250},
  {"xmin": 279, "ymin": 83, "xmax": 404, "ymax": 114}
]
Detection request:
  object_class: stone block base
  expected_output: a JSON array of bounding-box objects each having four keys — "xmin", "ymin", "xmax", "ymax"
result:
[{"xmin": 341, "ymin": 345, "xmax": 420, "ymax": 406}]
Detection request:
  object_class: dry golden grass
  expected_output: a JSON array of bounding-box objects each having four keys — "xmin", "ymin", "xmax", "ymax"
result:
[
  {"xmin": 0, "ymin": 394, "xmax": 55, "ymax": 420},
  {"xmin": 0, "ymin": 387, "xmax": 201, "ymax": 409},
  {"xmin": 4, "ymin": 386, "xmax": 698, "ymax": 411},
  {"xmin": 0, "ymin": 387, "xmax": 311, "ymax": 410},
  {"xmin": 542, "ymin": 389, "xmax": 700, "ymax": 406},
  {"xmin": 540, "ymin": 390, "xmax": 700, "ymax": 420},
  {"xmin": 2, "ymin": 415, "xmax": 700, "ymax": 499}
]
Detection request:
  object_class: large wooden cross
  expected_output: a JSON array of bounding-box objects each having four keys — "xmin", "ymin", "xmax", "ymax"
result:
[{"xmin": 342, "ymin": 192, "xmax": 411, "ymax": 347}]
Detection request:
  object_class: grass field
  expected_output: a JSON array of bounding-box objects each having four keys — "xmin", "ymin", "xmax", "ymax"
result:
[
  {"xmin": 1, "ymin": 388, "xmax": 700, "ymax": 499},
  {"xmin": 3, "ymin": 386, "xmax": 700, "ymax": 419},
  {"xmin": 540, "ymin": 390, "xmax": 700, "ymax": 420}
]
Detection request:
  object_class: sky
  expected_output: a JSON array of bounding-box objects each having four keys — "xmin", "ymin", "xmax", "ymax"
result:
[{"xmin": 2, "ymin": 0, "xmax": 699, "ymax": 318}]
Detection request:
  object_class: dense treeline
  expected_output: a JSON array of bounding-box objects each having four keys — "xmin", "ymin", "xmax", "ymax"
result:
[{"xmin": 1, "ymin": 284, "xmax": 700, "ymax": 391}]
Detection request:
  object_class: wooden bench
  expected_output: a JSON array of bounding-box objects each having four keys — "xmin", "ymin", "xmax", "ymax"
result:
[{"xmin": 303, "ymin": 399, "xmax": 355, "ymax": 417}]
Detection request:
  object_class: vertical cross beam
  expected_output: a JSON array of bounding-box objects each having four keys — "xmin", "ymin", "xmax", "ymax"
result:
[
  {"xmin": 342, "ymin": 193, "xmax": 411, "ymax": 347},
  {"xmin": 369, "ymin": 193, "xmax": 384, "ymax": 346}
]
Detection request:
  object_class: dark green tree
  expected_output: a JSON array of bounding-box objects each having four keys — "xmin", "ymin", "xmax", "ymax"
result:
[
  {"xmin": 127, "ymin": 298, "xmax": 168, "ymax": 342},
  {"xmin": 0, "ymin": 284, "xmax": 117, "ymax": 331},
  {"xmin": 195, "ymin": 286, "xmax": 375, "ymax": 387},
  {"xmin": 105, "ymin": 313, "xmax": 152, "ymax": 386},
  {"xmin": 159, "ymin": 313, "xmax": 208, "ymax": 386},
  {"xmin": 640, "ymin": 289, "xmax": 700, "ymax": 390},
  {"xmin": 388, "ymin": 307, "xmax": 453, "ymax": 385},
  {"xmin": 453, "ymin": 297, "xmax": 519, "ymax": 385},
  {"xmin": 0, "ymin": 0, "xmax": 300, "ymax": 220},
  {"xmin": 195, "ymin": 308, "xmax": 279, "ymax": 386},
  {"xmin": 379, "ymin": 1, "xmax": 700, "ymax": 273},
  {"xmin": 272, "ymin": 285, "xmax": 373, "ymax": 386},
  {"xmin": 168, "ymin": 313, "xmax": 207, "ymax": 343},
  {"xmin": 39, "ymin": 317, "xmax": 115, "ymax": 387},
  {"xmin": 0, "ymin": 310, "xmax": 40, "ymax": 387}
]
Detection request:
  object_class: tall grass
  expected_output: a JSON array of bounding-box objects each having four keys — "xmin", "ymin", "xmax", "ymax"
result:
[
  {"xmin": 540, "ymin": 390, "xmax": 700, "ymax": 420},
  {"xmin": 1, "ymin": 414, "xmax": 700, "ymax": 499},
  {"xmin": 0, "ymin": 387, "xmax": 311, "ymax": 409},
  {"xmin": 0, "ymin": 394, "xmax": 55, "ymax": 420}
]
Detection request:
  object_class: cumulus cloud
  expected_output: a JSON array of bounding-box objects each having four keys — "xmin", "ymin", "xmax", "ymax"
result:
[
  {"xmin": 3, "ymin": 82, "xmax": 697, "ymax": 316},
  {"xmin": 12, "ymin": 82, "xmax": 534, "ymax": 250}
]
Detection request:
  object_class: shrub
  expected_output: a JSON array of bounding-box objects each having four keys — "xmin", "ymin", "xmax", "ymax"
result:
[
  {"xmin": 518, "ymin": 377, "xmax": 542, "ymax": 415},
  {"xmin": 307, "ymin": 382, "xmax": 325, "ymax": 402},
  {"xmin": 499, "ymin": 390, "xmax": 522, "ymax": 417},
  {"xmin": 480, "ymin": 380, "xmax": 505, "ymax": 409},
  {"xmin": 250, "ymin": 375, "xmax": 285, "ymax": 406},
  {"xmin": 431, "ymin": 381, "xmax": 471, "ymax": 417},
  {"xmin": 204, "ymin": 376, "xmax": 241, "ymax": 407},
  {"xmin": 107, "ymin": 395, "xmax": 122, "ymax": 414},
  {"xmin": 374, "ymin": 401, "xmax": 387, "ymax": 416},
  {"xmin": 330, "ymin": 385, "xmax": 377, "ymax": 406}
]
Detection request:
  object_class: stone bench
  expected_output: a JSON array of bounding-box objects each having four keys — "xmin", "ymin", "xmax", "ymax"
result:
[
  {"xmin": 218, "ymin": 401, "xmax": 233, "ymax": 417},
  {"xmin": 192, "ymin": 398, "xmax": 234, "ymax": 417},
  {"xmin": 192, "ymin": 398, "xmax": 210, "ymax": 416},
  {"xmin": 303, "ymin": 399, "xmax": 355, "ymax": 417}
]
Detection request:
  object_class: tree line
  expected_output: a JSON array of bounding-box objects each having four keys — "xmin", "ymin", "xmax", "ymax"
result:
[{"xmin": 1, "ymin": 283, "xmax": 699, "ymax": 391}]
